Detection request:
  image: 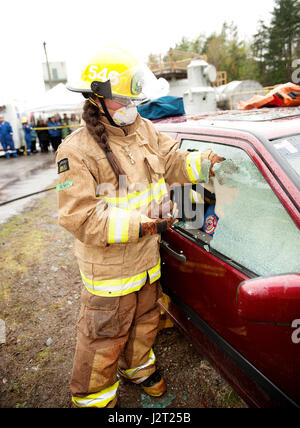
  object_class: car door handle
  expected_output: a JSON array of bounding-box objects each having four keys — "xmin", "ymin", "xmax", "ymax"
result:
[{"xmin": 161, "ymin": 240, "xmax": 186, "ymax": 263}]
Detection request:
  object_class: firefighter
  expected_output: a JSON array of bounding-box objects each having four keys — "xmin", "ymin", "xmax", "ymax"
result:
[
  {"xmin": 21, "ymin": 117, "xmax": 32, "ymax": 156},
  {"xmin": 56, "ymin": 46, "xmax": 225, "ymax": 408},
  {"xmin": 0, "ymin": 116, "xmax": 18, "ymax": 158}
]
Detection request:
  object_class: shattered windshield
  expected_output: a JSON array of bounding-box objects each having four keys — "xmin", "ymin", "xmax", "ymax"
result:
[{"xmin": 271, "ymin": 134, "xmax": 300, "ymax": 180}]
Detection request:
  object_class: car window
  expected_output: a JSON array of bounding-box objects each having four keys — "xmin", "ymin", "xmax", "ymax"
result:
[
  {"xmin": 177, "ymin": 139, "xmax": 300, "ymax": 277},
  {"xmin": 271, "ymin": 134, "xmax": 300, "ymax": 179}
]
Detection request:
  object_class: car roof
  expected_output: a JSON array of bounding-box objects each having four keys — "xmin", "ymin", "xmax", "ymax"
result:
[{"xmin": 154, "ymin": 107, "xmax": 300, "ymax": 140}]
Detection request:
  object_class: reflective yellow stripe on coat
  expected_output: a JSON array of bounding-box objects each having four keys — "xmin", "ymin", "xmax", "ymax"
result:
[
  {"xmin": 190, "ymin": 189, "xmax": 204, "ymax": 204},
  {"xmin": 186, "ymin": 152, "xmax": 204, "ymax": 184},
  {"xmin": 108, "ymin": 207, "xmax": 131, "ymax": 244},
  {"xmin": 106, "ymin": 180, "xmax": 168, "ymax": 244},
  {"xmin": 102, "ymin": 178, "xmax": 168, "ymax": 210},
  {"xmin": 72, "ymin": 380, "xmax": 119, "ymax": 408},
  {"xmin": 80, "ymin": 260, "xmax": 161, "ymax": 297}
]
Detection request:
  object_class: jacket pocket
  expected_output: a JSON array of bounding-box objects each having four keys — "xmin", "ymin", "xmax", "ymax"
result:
[
  {"xmin": 74, "ymin": 239, "xmax": 125, "ymax": 265},
  {"xmin": 122, "ymin": 234, "xmax": 160, "ymax": 278},
  {"xmin": 143, "ymin": 144, "xmax": 165, "ymax": 181},
  {"xmin": 101, "ymin": 244, "xmax": 125, "ymax": 265}
]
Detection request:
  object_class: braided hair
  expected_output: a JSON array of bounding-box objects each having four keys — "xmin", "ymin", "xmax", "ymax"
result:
[{"xmin": 82, "ymin": 99, "xmax": 125, "ymax": 179}]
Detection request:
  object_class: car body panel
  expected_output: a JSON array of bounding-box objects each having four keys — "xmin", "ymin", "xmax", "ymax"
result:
[
  {"xmin": 159, "ymin": 290, "xmax": 297, "ymax": 408},
  {"xmin": 154, "ymin": 108, "xmax": 300, "ymax": 408}
]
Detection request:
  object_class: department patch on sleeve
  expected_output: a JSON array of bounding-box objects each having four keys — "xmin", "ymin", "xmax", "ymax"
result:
[{"xmin": 57, "ymin": 158, "xmax": 70, "ymax": 174}]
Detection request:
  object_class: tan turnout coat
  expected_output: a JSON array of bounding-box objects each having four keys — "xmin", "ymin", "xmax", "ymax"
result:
[{"xmin": 56, "ymin": 114, "xmax": 199, "ymax": 297}]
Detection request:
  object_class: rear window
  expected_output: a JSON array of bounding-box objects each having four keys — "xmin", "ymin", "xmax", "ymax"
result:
[{"xmin": 271, "ymin": 134, "xmax": 300, "ymax": 179}]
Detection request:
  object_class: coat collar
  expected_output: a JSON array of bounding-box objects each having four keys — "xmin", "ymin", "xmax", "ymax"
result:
[{"xmin": 101, "ymin": 114, "xmax": 143, "ymax": 138}]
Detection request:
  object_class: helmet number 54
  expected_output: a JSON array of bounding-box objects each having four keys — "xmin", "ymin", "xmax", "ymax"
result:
[{"xmin": 88, "ymin": 66, "xmax": 119, "ymax": 85}]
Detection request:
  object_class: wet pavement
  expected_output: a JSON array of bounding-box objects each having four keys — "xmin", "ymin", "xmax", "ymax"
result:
[{"xmin": 0, "ymin": 153, "xmax": 57, "ymax": 224}]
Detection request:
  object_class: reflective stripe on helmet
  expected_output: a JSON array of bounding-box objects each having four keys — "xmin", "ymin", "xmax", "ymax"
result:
[
  {"xmin": 72, "ymin": 381, "xmax": 119, "ymax": 408},
  {"xmin": 80, "ymin": 260, "xmax": 161, "ymax": 297},
  {"xmin": 118, "ymin": 349, "xmax": 156, "ymax": 379}
]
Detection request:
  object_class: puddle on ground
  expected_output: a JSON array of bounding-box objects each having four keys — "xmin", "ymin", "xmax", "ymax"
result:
[{"xmin": 0, "ymin": 154, "xmax": 57, "ymax": 224}]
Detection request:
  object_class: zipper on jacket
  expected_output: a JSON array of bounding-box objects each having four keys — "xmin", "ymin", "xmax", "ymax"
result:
[{"xmin": 123, "ymin": 146, "xmax": 136, "ymax": 165}]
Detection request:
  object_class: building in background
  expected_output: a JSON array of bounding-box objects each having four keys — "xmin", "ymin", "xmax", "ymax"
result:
[{"xmin": 42, "ymin": 62, "xmax": 68, "ymax": 91}]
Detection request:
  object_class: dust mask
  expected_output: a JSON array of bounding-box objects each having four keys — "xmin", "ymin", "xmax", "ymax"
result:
[{"xmin": 112, "ymin": 104, "xmax": 138, "ymax": 126}]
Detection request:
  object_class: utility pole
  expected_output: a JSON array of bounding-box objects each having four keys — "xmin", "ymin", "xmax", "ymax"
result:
[{"xmin": 43, "ymin": 41, "xmax": 52, "ymax": 89}]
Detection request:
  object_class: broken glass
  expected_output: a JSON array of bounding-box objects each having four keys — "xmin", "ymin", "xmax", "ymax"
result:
[{"xmin": 180, "ymin": 139, "xmax": 300, "ymax": 277}]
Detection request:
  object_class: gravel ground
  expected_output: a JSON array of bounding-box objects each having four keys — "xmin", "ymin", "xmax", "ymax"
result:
[{"xmin": 0, "ymin": 188, "xmax": 247, "ymax": 408}]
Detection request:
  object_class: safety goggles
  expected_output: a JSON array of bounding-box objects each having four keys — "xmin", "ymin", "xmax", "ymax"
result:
[{"xmin": 111, "ymin": 95, "xmax": 135, "ymax": 107}]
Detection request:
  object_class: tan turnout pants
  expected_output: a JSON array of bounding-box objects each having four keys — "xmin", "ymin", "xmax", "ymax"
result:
[{"xmin": 70, "ymin": 278, "xmax": 162, "ymax": 408}]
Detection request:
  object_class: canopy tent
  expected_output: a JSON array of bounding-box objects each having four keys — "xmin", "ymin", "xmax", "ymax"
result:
[{"xmin": 26, "ymin": 83, "xmax": 84, "ymax": 113}]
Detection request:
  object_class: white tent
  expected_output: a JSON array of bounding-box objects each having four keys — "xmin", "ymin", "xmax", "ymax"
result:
[{"xmin": 26, "ymin": 83, "xmax": 84, "ymax": 113}]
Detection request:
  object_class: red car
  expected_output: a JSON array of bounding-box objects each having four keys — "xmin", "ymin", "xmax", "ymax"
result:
[{"xmin": 154, "ymin": 108, "xmax": 300, "ymax": 408}]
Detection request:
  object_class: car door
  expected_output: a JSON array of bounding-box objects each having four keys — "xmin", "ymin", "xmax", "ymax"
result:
[{"xmin": 160, "ymin": 132, "xmax": 300, "ymax": 406}]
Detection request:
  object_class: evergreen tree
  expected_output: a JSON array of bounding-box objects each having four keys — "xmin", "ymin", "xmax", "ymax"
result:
[
  {"xmin": 253, "ymin": 0, "xmax": 300, "ymax": 85},
  {"xmin": 252, "ymin": 20, "xmax": 270, "ymax": 85},
  {"xmin": 268, "ymin": 0, "xmax": 300, "ymax": 83}
]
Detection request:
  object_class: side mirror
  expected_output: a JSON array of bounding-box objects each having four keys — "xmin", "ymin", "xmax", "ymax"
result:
[{"xmin": 236, "ymin": 274, "xmax": 300, "ymax": 324}]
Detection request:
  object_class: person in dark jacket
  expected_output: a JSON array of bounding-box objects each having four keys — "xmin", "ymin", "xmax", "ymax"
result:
[
  {"xmin": 47, "ymin": 116, "xmax": 62, "ymax": 152},
  {"xmin": 30, "ymin": 122, "xmax": 38, "ymax": 153},
  {"xmin": 0, "ymin": 116, "xmax": 18, "ymax": 158},
  {"xmin": 36, "ymin": 120, "xmax": 49, "ymax": 153}
]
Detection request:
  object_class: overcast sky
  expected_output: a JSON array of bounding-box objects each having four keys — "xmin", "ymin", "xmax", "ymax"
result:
[{"xmin": 1, "ymin": 0, "xmax": 275, "ymax": 104}]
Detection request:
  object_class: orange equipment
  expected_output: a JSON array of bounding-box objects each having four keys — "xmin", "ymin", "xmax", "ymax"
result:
[{"xmin": 238, "ymin": 83, "xmax": 300, "ymax": 110}]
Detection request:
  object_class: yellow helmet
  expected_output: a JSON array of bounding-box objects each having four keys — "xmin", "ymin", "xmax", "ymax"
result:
[
  {"xmin": 67, "ymin": 46, "xmax": 168, "ymax": 101},
  {"xmin": 21, "ymin": 116, "xmax": 28, "ymax": 124}
]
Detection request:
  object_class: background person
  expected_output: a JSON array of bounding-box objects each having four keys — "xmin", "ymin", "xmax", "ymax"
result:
[
  {"xmin": 69, "ymin": 113, "xmax": 80, "ymax": 132},
  {"xmin": 36, "ymin": 119, "xmax": 50, "ymax": 153},
  {"xmin": 48, "ymin": 116, "xmax": 62, "ymax": 152},
  {"xmin": 0, "ymin": 115, "xmax": 18, "ymax": 158},
  {"xmin": 21, "ymin": 117, "xmax": 32, "ymax": 156},
  {"xmin": 63, "ymin": 113, "xmax": 69, "ymax": 126},
  {"xmin": 61, "ymin": 120, "xmax": 70, "ymax": 139},
  {"xmin": 30, "ymin": 121, "xmax": 38, "ymax": 153}
]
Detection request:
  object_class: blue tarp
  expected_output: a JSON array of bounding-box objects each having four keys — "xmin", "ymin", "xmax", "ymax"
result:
[{"xmin": 137, "ymin": 96, "xmax": 185, "ymax": 120}]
